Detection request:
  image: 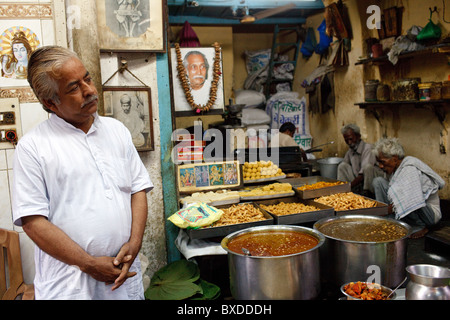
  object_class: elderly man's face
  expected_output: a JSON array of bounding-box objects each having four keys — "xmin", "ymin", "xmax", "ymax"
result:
[
  {"xmin": 376, "ymin": 152, "xmax": 401, "ymax": 175},
  {"xmin": 186, "ymin": 53, "xmax": 207, "ymax": 90},
  {"xmin": 343, "ymin": 130, "xmax": 360, "ymax": 150}
]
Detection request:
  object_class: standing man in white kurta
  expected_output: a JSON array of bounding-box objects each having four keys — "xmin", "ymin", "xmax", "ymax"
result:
[{"xmin": 12, "ymin": 46, "xmax": 153, "ymax": 299}]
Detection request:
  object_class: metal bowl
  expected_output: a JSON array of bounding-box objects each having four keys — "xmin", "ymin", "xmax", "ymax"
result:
[{"xmin": 340, "ymin": 282, "xmax": 396, "ymax": 300}]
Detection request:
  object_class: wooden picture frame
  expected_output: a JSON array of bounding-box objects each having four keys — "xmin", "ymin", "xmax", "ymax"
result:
[
  {"xmin": 103, "ymin": 86, "xmax": 154, "ymax": 151},
  {"xmin": 177, "ymin": 161, "xmax": 242, "ymax": 194},
  {"xmin": 96, "ymin": 0, "xmax": 165, "ymax": 52},
  {"xmin": 170, "ymin": 46, "xmax": 225, "ymax": 116}
]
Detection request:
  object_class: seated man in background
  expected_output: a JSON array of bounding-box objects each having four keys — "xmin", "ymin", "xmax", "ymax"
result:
[
  {"xmin": 270, "ymin": 122, "xmax": 307, "ymax": 161},
  {"xmin": 337, "ymin": 123, "xmax": 384, "ymax": 196},
  {"xmin": 372, "ymin": 137, "xmax": 445, "ymax": 238}
]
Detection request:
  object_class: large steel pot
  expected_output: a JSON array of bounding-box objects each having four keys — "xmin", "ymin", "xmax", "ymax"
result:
[
  {"xmin": 313, "ymin": 215, "xmax": 411, "ymax": 288},
  {"xmin": 221, "ymin": 225, "xmax": 325, "ymax": 300}
]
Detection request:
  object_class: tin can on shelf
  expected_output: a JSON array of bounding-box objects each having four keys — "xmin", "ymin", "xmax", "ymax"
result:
[
  {"xmin": 430, "ymin": 82, "xmax": 442, "ymax": 100},
  {"xmin": 418, "ymin": 82, "xmax": 432, "ymax": 101},
  {"xmin": 391, "ymin": 78, "xmax": 420, "ymax": 101},
  {"xmin": 443, "ymin": 81, "xmax": 450, "ymax": 99},
  {"xmin": 365, "ymin": 80, "xmax": 379, "ymax": 102}
]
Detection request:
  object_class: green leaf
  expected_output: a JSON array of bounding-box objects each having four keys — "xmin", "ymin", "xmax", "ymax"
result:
[
  {"xmin": 147, "ymin": 281, "xmax": 202, "ymax": 300},
  {"xmin": 145, "ymin": 260, "xmax": 202, "ymax": 300},
  {"xmin": 190, "ymin": 279, "xmax": 221, "ymax": 300}
]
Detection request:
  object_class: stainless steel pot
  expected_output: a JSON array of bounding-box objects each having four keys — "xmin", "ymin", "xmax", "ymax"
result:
[
  {"xmin": 406, "ymin": 264, "xmax": 450, "ymax": 300},
  {"xmin": 313, "ymin": 215, "xmax": 411, "ymax": 288},
  {"xmin": 221, "ymin": 225, "xmax": 325, "ymax": 300}
]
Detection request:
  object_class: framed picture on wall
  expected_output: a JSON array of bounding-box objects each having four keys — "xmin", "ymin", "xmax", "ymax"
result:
[
  {"xmin": 170, "ymin": 46, "xmax": 225, "ymax": 116},
  {"xmin": 96, "ymin": 0, "xmax": 165, "ymax": 52},
  {"xmin": 103, "ymin": 86, "xmax": 154, "ymax": 151}
]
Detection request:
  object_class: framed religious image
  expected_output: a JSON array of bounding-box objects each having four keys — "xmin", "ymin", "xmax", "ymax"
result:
[
  {"xmin": 96, "ymin": 0, "xmax": 165, "ymax": 52},
  {"xmin": 171, "ymin": 45, "xmax": 225, "ymax": 116},
  {"xmin": 177, "ymin": 161, "xmax": 242, "ymax": 194},
  {"xmin": 103, "ymin": 87, "xmax": 154, "ymax": 151}
]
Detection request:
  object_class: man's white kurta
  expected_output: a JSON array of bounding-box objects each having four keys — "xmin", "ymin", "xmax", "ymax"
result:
[{"xmin": 12, "ymin": 113, "xmax": 153, "ymax": 299}]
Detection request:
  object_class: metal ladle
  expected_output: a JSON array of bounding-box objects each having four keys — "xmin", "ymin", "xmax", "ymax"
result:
[
  {"xmin": 241, "ymin": 248, "xmax": 251, "ymax": 256},
  {"xmin": 387, "ymin": 277, "xmax": 407, "ymax": 299}
]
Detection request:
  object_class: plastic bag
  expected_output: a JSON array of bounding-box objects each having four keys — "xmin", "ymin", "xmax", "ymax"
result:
[
  {"xmin": 416, "ymin": 15, "xmax": 441, "ymax": 41},
  {"xmin": 168, "ymin": 202, "xmax": 223, "ymax": 229},
  {"xmin": 315, "ymin": 19, "xmax": 333, "ymax": 54}
]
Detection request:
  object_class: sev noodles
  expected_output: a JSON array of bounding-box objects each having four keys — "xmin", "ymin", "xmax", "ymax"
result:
[{"xmin": 314, "ymin": 192, "xmax": 377, "ymax": 211}]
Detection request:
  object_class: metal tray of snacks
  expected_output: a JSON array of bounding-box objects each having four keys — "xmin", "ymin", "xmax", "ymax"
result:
[
  {"xmin": 254, "ymin": 196, "xmax": 334, "ymax": 225},
  {"xmin": 288, "ymin": 176, "xmax": 351, "ymax": 199},
  {"xmin": 185, "ymin": 202, "xmax": 274, "ymax": 240},
  {"xmin": 312, "ymin": 192, "xmax": 388, "ymax": 216}
]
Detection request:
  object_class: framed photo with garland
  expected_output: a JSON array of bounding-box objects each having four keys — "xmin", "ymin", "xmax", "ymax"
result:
[{"xmin": 170, "ymin": 44, "xmax": 225, "ymax": 116}]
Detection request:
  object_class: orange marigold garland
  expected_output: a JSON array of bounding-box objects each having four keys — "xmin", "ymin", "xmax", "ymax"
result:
[{"xmin": 175, "ymin": 42, "xmax": 222, "ymax": 113}]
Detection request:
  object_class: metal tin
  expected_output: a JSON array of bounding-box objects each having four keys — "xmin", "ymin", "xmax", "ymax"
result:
[
  {"xmin": 391, "ymin": 78, "xmax": 420, "ymax": 101},
  {"xmin": 314, "ymin": 215, "xmax": 411, "ymax": 288},
  {"xmin": 419, "ymin": 82, "xmax": 432, "ymax": 101},
  {"xmin": 430, "ymin": 82, "xmax": 442, "ymax": 100},
  {"xmin": 443, "ymin": 81, "xmax": 450, "ymax": 99},
  {"xmin": 221, "ymin": 225, "xmax": 325, "ymax": 300},
  {"xmin": 365, "ymin": 80, "xmax": 379, "ymax": 102}
]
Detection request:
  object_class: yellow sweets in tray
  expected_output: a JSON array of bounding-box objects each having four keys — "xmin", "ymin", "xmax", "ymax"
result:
[{"xmin": 243, "ymin": 161, "xmax": 284, "ymax": 181}]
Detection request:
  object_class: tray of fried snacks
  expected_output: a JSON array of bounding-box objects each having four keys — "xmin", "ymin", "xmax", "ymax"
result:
[
  {"xmin": 288, "ymin": 176, "xmax": 351, "ymax": 199},
  {"xmin": 243, "ymin": 161, "xmax": 286, "ymax": 184},
  {"xmin": 185, "ymin": 202, "xmax": 274, "ymax": 240},
  {"xmin": 255, "ymin": 196, "xmax": 334, "ymax": 224},
  {"xmin": 179, "ymin": 189, "xmax": 240, "ymax": 206},
  {"xmin": 313, "ymin": 192, "xmax": 388, "ymax": 216},
  {"xmin": 238, "ymin": 182, "xmax": 294, "ymax": 200}
]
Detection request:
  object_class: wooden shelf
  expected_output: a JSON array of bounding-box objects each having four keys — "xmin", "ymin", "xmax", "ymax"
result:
[
  {"xmin": 355, "ymin": 43, "xmax": 450, "ymax": 65},
  {"xmin": 355, "ymin": 99, "xmax": 450, "ymax": 108}
]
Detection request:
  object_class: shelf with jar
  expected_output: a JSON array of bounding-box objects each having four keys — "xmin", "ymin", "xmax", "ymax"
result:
[{"xmin": 356, "ymin": 78, "xmax": 450, "ymax": 109}]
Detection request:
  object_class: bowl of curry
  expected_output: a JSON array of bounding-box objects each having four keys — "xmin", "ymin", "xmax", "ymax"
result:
[{"xmin": 221, "ymin": 225, "xmax": 325, "ymax": 300}]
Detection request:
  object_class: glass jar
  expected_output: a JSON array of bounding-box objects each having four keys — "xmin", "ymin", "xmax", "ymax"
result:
[{"xmin": 364, "ymin": 80, "xmax": 379, "ymax": 102}]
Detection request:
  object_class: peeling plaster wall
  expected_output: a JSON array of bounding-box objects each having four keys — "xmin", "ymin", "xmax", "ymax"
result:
[{"xmin": 295, "ymin": 0, "xmax": 450, "ymax": 199}]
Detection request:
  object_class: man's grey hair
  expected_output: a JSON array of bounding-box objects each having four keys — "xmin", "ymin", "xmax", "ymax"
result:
[
  {"xmin": 27, "ymin": 45, "xmax": 79, "ymax": 113},
  {"xmin": 372, "ymin": 137, "xmax": 405, "ymax": 159},
  {"xmin": 182, "ymin": 50, "xmax": 209, "ymax": 80},
  {"xmin": 341, "ymin": 123, "xmax": 360, "ymax": 136}
]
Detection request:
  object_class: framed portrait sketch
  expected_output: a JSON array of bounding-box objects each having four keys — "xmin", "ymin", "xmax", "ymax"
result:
[
  {"xmin": 103, "ymin": 87, "xmax": 154, "ymax": 151},
  {"xmin": 170, "ymin": 46, "xmax": 225, "ymax": 116},
  {"xmin": 96, "ymin": 0, "xmax": 165, "ymax": 52}
]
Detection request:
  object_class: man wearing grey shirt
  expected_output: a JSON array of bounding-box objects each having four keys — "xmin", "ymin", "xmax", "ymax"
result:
[{"xmin": 337, "ymin": 124, "xmax": 384, "ymax": 196}]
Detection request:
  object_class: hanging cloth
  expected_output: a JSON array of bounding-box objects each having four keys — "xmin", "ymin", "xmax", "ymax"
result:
[
  {"xmin": 300, "ymin": 27, "xmax": 317, "ymax": 58},
  {"xmin": 179, "ymin": 21, "xmax": 200, "ymax": 47}
]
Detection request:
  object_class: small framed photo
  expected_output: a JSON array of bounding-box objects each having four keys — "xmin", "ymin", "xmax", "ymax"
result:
[
  {"xmin": 170, "ymin": 46, "xmax": 225, "ymax": 115},
  {"xmin": 103, "ymin": 86, "xmax": 154, "ymax": 151},
  {"xmin": 96, "ymin": 0, "xmax": 165, "ymax": 52}
]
